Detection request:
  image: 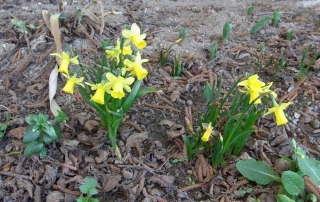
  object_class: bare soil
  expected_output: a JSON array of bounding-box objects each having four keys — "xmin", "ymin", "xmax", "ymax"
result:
[{"xmin": 0, "ymin": 0, "xmax": 320, "ymax": 201}]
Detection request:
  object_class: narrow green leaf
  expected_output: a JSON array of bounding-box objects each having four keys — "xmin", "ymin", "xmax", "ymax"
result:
[
  {"xmin": 23, "ymin": 126, "xmax": 40, "ymax": 143},
  {"xmin": 286, "ymin": 30, "xmax": 294, "ymax": 41},
  {"xmin": 297, "ymin": 157, "xmax": 320, "ymax": 185},
  {"xmin": 24, "ymin": 140, "xmax": 44, "ymax": 157},
  {"xmin": 276, "ymin": 194, "xmax": 295, "ymax": 202},
  {"xmin": 272, "ymin": 11, "xmax": 280, "ymax": 26},
  {"xmin": 122, "ymin": 79, "xmax": 142, "ymax": 113},
  {"xmin": 281, "ymin": 171, "xmax": 304, "ymax": 196},
  {"xmin": 222, "ymin": 22, "xmax": 232, "ymax": 41},
  {"xmin": 39, "ymin": 147, "xmax": 47, "ymax": 159},
  {"xmin": 43, "ymin": 125, "xmax": 58, "ymax": 139},
  {"xmin": 247, "ymin": 6, "xmax": 254, "ymax": 16},
  {"xmin": 236, "ymin": 159, "xmax": 281, "ymax": 185},
  {"xmin": 11, "ymin": 18, "xmax": 28, "ymax": 33},
  {"xmin": 251, "ymin": 17, "xmax": 272, "ymax": 35}
]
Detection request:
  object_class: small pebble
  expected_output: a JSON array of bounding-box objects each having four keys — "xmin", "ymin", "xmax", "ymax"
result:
[
  {"xmin": 311, "ymin": 119, "xmax": 320, "ymax": 129},
  {"xmin": 313, "ymin": 129, "xmax": 320, "ymax": 134}
]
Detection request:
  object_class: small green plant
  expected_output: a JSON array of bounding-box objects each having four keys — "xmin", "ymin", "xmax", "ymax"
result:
[
  {"xmin": 251, "ymin": 17, "xmax": 272, "ymax": 35},
  {"xmin": 209, "ymin": 42, "xmax": 218, "ymax": 61},
  {"xmin": 172, "ymin": 158, "xmax": 185, "ymax": 163},
  {"xmin": 236, "ymin": 139, "xmax": 320, "ymax": 202},
  {"xmin": 247, "ymin": 6, "xmax": 255, "ymax": 16},
  {"xmin": 178, "ymin": 27, "xmax": 187, "ymax": 43},
  {"xmin": 23, "ymin": 111, "xmax": 68, "ymax": 159},
  {"xmin": 222, "ymin": 22, "xmax": 232, "ymax": 41},
  {"xmin": 286, "ymin": 30, "xmax": 294, "ymax": 41},
  {"xmin": 0, "ymin": 109, "xmax": 10, "ymax": 141},
  {"xmin": 272, "ymin": 11, "xmax": 280, "ymax": 26},
  {"xmin": 298, "ymin": 45, "xmax": 320, "ymax": 80},
  {"xmin": 77, "ymin": 177, "xmax": 99, "ymax": 202},
  {"xmin": 173, "ymin": 54, "xmax": 183, "ymax": 77},
  {"xmin": 183, "ymin": 74, "xmax": 293, "ymax": 168}
]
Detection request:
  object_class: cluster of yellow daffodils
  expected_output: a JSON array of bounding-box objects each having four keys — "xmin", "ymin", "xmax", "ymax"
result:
[
  {"xmin": 51, "ymin": 51, "xmax": 84, "ymax": 95},
  {"xmin": 237, "ymin": 74, "xmax": 293, "ymax": 126},
  {"xmin": 106, "ymin": 23, "xmax": 149, "ymax": 81},
  {"xmin": 237, "ymin": 74, "xmax": 273, "ymax": 104}
]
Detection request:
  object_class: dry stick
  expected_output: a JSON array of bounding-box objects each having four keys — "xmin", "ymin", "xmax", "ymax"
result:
[
  {"xmin": 142, "ymin": 188, "xmax": 157, "ymax": 202},
  {"xmin": 279, "ymin": 76, "xmax": 307, "ymax": 103},
  {"xmin": 180, "ymin": 183, "xmax": 205, "ymax": 192},
  {"xmin": 11, "ymin": 55, "xmax": 32, "ymax": 75},
  {"xmin": 155, "ymin": 91, "xmax": 173, "ymax": 106},
  {"xmin": 145, "ymin": 103, "xmax": 181, "ymax": 113},
  {"xmin": 121, "ymin": 121, "xmax": 143, "ymax": 132},
  {"xmin": 136, "ymin": 176, "xmax": 146, "ymax": 197},
  {"xmin": 0, "ymin": 171, "xmax": 32, "ymax": 180},
  {"xmin": 57, "ymin": 162, "xmax": 77, "ymax": 171},
  {"xmin": 52, "ymin": 184, "xmax": 82, "ymax": 196}
]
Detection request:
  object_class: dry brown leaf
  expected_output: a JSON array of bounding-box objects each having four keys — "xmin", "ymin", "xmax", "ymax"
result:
[
  {"xmin": 8, "ymin": 127, "xmax": 26, "ymax": 139},
  {"xmin": 166, "ymin": 124, "xmax": 185, "ymax": 140},
  {"xmin": 74, "ymin": 113, "xmax": 91, "ymax": 125},
  {"xmin": 26, "ymin": 83, "xmax": 46, "ymax": 95},
  {"xmin": 84, "ymin": 120, "xmax": 100, "ymax": 132},
  {"xmin": 43, "ymin": 165, "xmax": 58, "ymax": 189},
  {"xmin": 159, "ymin": 119, "xmax": 176, "ymax": 127},
  {"xmin": 148, "ymin": 175, "xmax": 175, "ymax": 187},
  {"xmin": 103, "ymin": 174, "xmax": 121, "ymax": 192},
  {"xmin": 126, "ymin": 132, "xmax": 148, "ymax": 149},
  {"xmin": 46, "ymin": 191, "xmax": 64, "ymax": 202},
  {"xmin": 17, "ymin": 179, "xmax": 34, "ymax": 198},
  {"xmin": 170, "ymin": 90, "xmax": 181, "ymax": 103},
  {"xmin": 95, "ymin": 150, "xmax": 109, "ymax": 164}
]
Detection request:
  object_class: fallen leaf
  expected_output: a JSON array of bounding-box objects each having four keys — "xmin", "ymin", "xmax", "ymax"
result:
[
  {"xmin": 126, "ymin": 132, "xmax": 148, "ymax": 149},
  {"xmin": 8, "ymin": 127, "xmax": 26, "ymax": 139},
  {"xmin": 103, "ymin": 174, "xmax": 121, "ymax": 192},
  {"xmin": 166, "ymin": 124, "xmax": 185, "ymax": 140},
  {"xmin": 148, "ymin": 175, "xmax": 175, "ymax": 187}
]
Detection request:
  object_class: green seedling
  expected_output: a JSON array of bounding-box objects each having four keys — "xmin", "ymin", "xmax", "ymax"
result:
[
  {"xmin": 247, "ymin": 6, "xmax": 255, "ymax": 16},
  {"xmin": 23, "ymin": 111, "xmax": 68, "ymax": 159},
  {"xmin": 209, "ymin": 42, "xmax": 218, "ymax": 61},
  {"xmin": 179, "ymin": 27, "xmax": 187, "ymax": 43},
  {"xmin": 286, "ymin": 30, "xmax": 294, "ymax": 41},
  {"xmin": 251, "ymin": 17, "xmax": 272, "ymax": 35},
  {"xmin": 172, "ymin": 158, "xmax": 185, "ymax": 163},
  {"xmin": 278, "ymin": 53, "xmax": 286, "ymax": 69},
  {"xmin": 298, "ymin": 45, "xmax": 320, "ymax": 80},
  {"xmin": 188, "ymin": 177, "xmax": 195, "ymax": 185},
  {"xmin": 77, "ymin": 177, "xmax": 99, "ymax": 202},
  {"xmin": 272, "ymin": 11, "xmax": 280, "ymax": 26},
  {"xmin": 0, "ymin": 111, "xmax": 10, "ymax": 141},
  {"xmin": 222, "ymin": 22, "xmax": 232, "ymax": 41},
  {"xmin": 237, "ymin": 138, "xmax": 320, "ymax": 202},
  {"xmin": 173, "ymin": 54, "xmax": 183, "ymax": 77}
]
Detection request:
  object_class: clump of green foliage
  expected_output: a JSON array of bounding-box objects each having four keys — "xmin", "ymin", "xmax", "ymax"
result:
[
  {"xmin": 23, "ymin": 111, "xmax": 68, "ymax": 159},
  {"xmin": 77, "ymin": 178, "xmax": 99, "ymax": 202},
  {"xmin": 236, "ymin": 139, "xmax": 319, "ymax": 202}
]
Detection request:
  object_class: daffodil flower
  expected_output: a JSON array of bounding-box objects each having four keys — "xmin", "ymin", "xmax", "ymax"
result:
[
  {"xmin": 122, "ymin": 23, "xmax": 147, "ymax": 49},
  {"xmin": 86, "ymin": 82, "xmax": 110, "ymax": 105},
  {"xmin": 264, "ymin": 102, "xmax": 293, "ymax": 125},
  {"xmin": 123, "ymin": 52, "xmax": 149, "ymax": 79},
  {"xmin": 51, "ymin": 52, "xmax": 79, "ymax": 74},
  {"xmin": 106, "ymin": 39, "xmax": 132, "ymax": 64},
  {"xmin": 201, "ymin": 122, "xmax": 213, "ymax": 142},
  {"xmin": 105, "ymin": 73, "xmax": 135, "ymax": 99},
  {"xmin": 62, "ymin": 73, "xmax": 84, "ymax": 94},
  {"xmin": 238, "ymin": 74, "xmax": 270, "ymax": 104}
]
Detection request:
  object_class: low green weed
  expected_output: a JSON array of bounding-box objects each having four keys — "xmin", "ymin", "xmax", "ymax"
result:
[
  {"xmin": 0, "ymin": 110, "xmax": 10, "ymax": 141},
  {"xmin": 209, "ymin": 42, "xmax": 218, "ymax": 61},
  {"xmin": 77, "ymin": 177, "xmax": 99, "ymax": 202},
  {"xmin": 236, "ymin": 139, "xmax": 319, "ymax": 202},
  {"xmin": 222, "ymin": 22, "xmax": 232, "ymax": 41},
  {"xmin": 23, "ymin": 111, "xmax": 68, "ymax": 159}
]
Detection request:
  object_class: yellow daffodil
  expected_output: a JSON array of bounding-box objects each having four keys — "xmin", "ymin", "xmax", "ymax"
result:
[
  {"xmin": 86, "ymin": 82, "xmax": 110, "ymax": 105},
  {"xmin": 264, "ymin": 102, "xmax": 293, "ymax": 125},
  {"xmin": 122, "ymin": 23, "xmax": 147, "ymax": 49},
  {"xmin": 51, "ymin": 52, "xmax": 79, "ymax": 74},
  {"xmin": 238, "ymin": 74, "xmax": 271, "ymax": 104},
  {"xmin": 61, "ymin": 73, "xmax": 84, "ymax": 94},
  {"xmin": 105, "ymin": 73, "xmax": 135, "ymax": 99},
  {"xmin": 201, "ymin": 122, "xmax": 213, "ymax": 142},
  {"xmin": 106, "ymin": 39, "xmax": 132, "ymax": 64},
  {"xmin": 123, "ymin": 52, "xmax": 149, "ymax": 79}
]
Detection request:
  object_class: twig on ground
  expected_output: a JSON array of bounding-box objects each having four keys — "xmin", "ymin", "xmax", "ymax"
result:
[{"xmin": 145, "ymin": 103, "xmax": 181, "ymax": 113}]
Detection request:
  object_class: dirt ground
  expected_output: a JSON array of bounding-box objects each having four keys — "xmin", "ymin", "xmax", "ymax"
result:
[{"xmin": 0, "ymin": 0, "xmax": 320, "ymax": 201}]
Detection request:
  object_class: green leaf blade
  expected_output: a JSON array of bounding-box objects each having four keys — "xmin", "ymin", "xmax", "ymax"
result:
[
  {"xmin": 251, "ymin": 17, "xmax": 272, "ymax": 35},
  {"xmin": 281, "ymin": 171, "xmax": 304, "ymax": 196},
  {"xmin": 23, "ymin": 126, "xmax": 40, "ymax": 143},
  {"xmin": 298, "ymin": 157, "xmax": 320, "ymax": 186},
  {"xmin": 236, "ymin": 159, "xmax": 280, "ymax": 185},
  {"xmin": 24, "ymin": 140, "xmax": 44, "ymax": 157}
]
